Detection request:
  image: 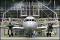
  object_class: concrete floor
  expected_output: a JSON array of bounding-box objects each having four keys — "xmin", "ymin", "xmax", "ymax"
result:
[{"xmin": 1, "ymin": 37, "xmax": 59, "ymax": 40}]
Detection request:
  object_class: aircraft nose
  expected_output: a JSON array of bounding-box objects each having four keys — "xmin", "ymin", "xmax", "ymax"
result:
[{"xmin": 23, "ymin": 21, "xmax": 38, "ymax": 29}]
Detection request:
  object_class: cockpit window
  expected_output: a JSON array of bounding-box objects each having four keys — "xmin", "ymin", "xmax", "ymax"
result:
[
  {"xmin": 24, "ymin": 19, "xmax": 36, "ymax": 21},
  {"xmin": 31, "ymin": 19, "xmax": 36, "ymax": 21},
  {"xmin": 25, "ymin": 19, "xmax": 29, "ymax": 21},
  {"xmin": 30, "ymin": 19, "xmax": 31, "ymax": 21},
  {"xmin": 32, "ymin": 19, "xmax": 34, "ymax": 21}
]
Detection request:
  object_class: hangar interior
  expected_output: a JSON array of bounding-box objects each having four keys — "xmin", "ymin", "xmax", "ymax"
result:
[{"xmin": 0, "ymin": 0, "xmax": 60, "ymax": 37}]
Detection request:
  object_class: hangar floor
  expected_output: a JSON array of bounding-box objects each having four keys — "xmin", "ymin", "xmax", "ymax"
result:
[{"xmin": 1, "ymin": 37, "xmax": 59, "ymax": 40}]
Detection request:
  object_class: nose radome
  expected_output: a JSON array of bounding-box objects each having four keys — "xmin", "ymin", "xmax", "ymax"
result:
[{"xmin": 23, "ymin": 21, "xmax": 38, "ymax": 29}]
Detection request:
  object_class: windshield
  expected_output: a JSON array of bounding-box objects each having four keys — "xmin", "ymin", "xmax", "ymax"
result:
[{"xmin": 24, "ymin": 19, "xmax": 36, "ymax": 21}]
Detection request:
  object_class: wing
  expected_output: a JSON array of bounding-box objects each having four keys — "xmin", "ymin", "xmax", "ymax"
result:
[
  {"xmin": 13, "ymin": 26, "xmax": 47, "ymax": 29},
  {"xmin": 13, "ymin": 27, "xmax": 24, "ymax": 29},
  {"xmin": 37, "ymin": 26, "xmax": 47, "ymax": 29}
]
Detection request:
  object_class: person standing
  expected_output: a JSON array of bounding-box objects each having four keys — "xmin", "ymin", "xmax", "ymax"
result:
[
  {"xmin": 7, "ymin": 23, "xmax": 14, "ymax": 37},
  {"xmin": 47, "ymin": 23, "xmax": 53, "ymax": 37}
]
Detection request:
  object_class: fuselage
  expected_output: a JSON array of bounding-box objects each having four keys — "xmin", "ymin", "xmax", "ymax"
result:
[{"xmin": 23, "ymin": 16, "xmax": 38, "ymax": 29}]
